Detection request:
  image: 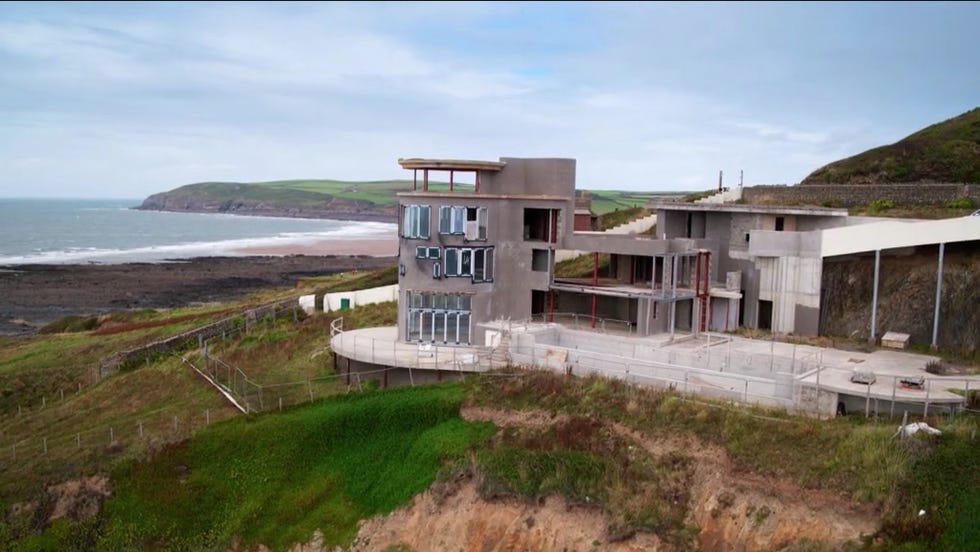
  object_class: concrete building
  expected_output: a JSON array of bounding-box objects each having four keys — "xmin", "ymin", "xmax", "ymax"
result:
[{"xmin": 330, "ymin": 155, "xmax": 980, "ymax": 417}]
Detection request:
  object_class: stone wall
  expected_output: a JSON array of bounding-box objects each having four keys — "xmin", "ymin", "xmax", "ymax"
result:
[{"xmin": 743, "ymin": 183, "xmax": 980, "ymax": 207}]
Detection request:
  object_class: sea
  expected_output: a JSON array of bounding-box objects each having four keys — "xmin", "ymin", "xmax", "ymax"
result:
[{"xmin": 0, "ymin": 198, "xmax": 395, "ymax": 265}]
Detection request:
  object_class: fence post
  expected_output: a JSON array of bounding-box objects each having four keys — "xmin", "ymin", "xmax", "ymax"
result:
[
  {"xmin": 885, "ymin": 378, "xmax": 897, "ymax": 422},
  {"xmin": 43, "ymin": 437, "xmax": 47, "ymax": 455},
  {"xmin": 139, "ymin": 422, "xmax": 143, "ymax": 438},
  {"xmin": 173, "ymin": 416, "xmax": 178, "ymax": 432},
  {"xmin": 865, "ymin": 381, "xmax": 871, "ymax": 418},
  {"xmin": 76, "ymin": 433, "xmax": 80, "ymax": 448},
  {"xmin": 308, "ymin": 380, "xmax": 314, "ymax": 403},
  {"xmin": 924, "ymin": 380, "xmax": 930, "ymax": 418},
  {"xmin": 279, "ymin": 397, "xmax": 283, "ymax": 411},
  {"xmin": 109, "ymin": 427, "xmax": 114, "ymax": 445},
  {"xmin": 206, "ymin": 409, "xmax": 210, "ymax": 425},
  {"xmin": 60, "ymin": 388, "xmax": 64, "ymax": 401}
]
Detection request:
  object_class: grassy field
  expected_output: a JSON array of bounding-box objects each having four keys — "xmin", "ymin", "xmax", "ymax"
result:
[
  {"xmin": 155, "ymin": 178, "xmax": 686, "ymax": 216},
  {"xmin": 9, "ymin": 384, "xmax": 494, "ymax": 551},
  {"xmin": 3, "ymin": 262, "xmax": 978, "ymax": 549}
]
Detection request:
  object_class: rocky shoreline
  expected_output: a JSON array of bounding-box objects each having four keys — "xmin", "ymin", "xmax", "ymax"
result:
[
  {"xmin": 133, "ymin": 204, "xmax": 397, "ymax": 223},
  {"xmin": 0, "ymin": 255, "xmax": 396, "ymax": 336}
]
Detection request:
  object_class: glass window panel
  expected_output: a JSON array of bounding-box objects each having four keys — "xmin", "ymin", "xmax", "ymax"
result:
[
  {"xmin": 452, "ymin": 206, "xmax": 465, "ymax": 234},
  {"xmin": 421, "ymin": 311, "xmax": 433, "ymax": 341},
  {"xmin": 459, "ymin": 295, "xmax": 471, "ymax": 310},
  {"xmin": 445, "ymin": 248, "xmax": 459, "ymax": 276},
  {"xmin": 485, "ymin": 248, "xmax": 494, "ymax": 281},
  {"xmin": 415, "ymin": 246, "xmax": 426, "ymax": 259},
  {"xmin": 473, "ymin": 249, "xmax": 485, "ymax": 281},
  {"xmin": 460, "ymin": 249, "xmax": 472, "ymax": 276},
  {"xmin": 434, "ymin": 312, "xmax": 447, "ymax": 342},
  {"xmin": 458, "ymin": 313, "xmax": 470, "ymax": 345},
  {"xmin": 419, "ymin": 205, "xmax": 430, "ymax": 238},
  {"xmin": 429, "ymin": 247, "xmax": 440, "ymax": 259},
  {"xmin": 439, "ymin": 206, "xmax": 451, "ymax": 234},
  {"xmin": 477, "ymin": 207, "xmax": 488, "ymax": 240}
]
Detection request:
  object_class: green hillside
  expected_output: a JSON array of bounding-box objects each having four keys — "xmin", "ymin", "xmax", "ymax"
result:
[
  {"xmin": 139, "ymin": 178, "xmax": 685, "ymax": 219},
  {"xmin": 803, "ymin": 107, "xmax": 980, "ymax": 184}
]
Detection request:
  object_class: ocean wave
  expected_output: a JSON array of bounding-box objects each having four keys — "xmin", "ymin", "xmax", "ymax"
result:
[{"xmin": 0, "ymin": 226, "xmax": 396, "ymax": 265}]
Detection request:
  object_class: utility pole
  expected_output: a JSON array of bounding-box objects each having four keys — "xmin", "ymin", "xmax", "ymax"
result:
[
  {"xmin": 718, "ymin": 170, "xmax": 723, "ymax": 192},
  {"xmin": 739, "ymin": 169, "xmax": 743, "ymax": 188}
]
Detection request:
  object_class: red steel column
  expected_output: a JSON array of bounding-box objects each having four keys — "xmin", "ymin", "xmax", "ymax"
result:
[
  {"xmin": 449, "ymin": 170, "xmax": 454, "ymax": 192},
  {"xmin": 413, "ymin": 169, "xmax": 417, "ymax": 191},
  {"xmin": 592, "ymin": 252, "xmax": 598, "ymax": 328}
]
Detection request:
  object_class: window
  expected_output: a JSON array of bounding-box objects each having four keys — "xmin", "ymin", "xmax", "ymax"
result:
[
  {"xmin": 402, "ymin": 205, "xmax": 430, "ymax": 239},
  {"xmin": 444, "ymin": 247, "xmax": 494, "ymax": 282},
  {"xmin": 440, "ymin": 205, "xmax": 487, "ymax": 239},
  {"xmin": 415, "ymin": 246, "xmax": 440, "ymax": 260},
  {"xmin": 439, "ymin": 206, "xmax": 465, "ymax": 235},
  {"xmin": 775, "ymin": 217, "xmax": 785, "ymax": 231},
  {"xmin": 406, "ymin": 291, "xmax": 473, "ymax": 344}
]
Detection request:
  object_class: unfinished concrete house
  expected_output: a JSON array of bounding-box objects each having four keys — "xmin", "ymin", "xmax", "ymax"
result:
[{"xmin": 329, "ymin": 156, "xmax": 980, "ymax": 418}]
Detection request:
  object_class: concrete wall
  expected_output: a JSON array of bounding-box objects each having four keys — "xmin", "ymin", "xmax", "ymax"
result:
[
  {"xmin": 397, "ymin": 158, "xmax": 579, "ymax": 345},
  {"xmin": 755, "ymin": 256, "xmax": 823, "ymax": 335},
  {"xmin": 743, "ymin": 183, "xmax": 980, "ymax": 207},
  {"xmin": 821, "ymin": 216, "xmax": 980, "ymax": 257},
  {"xmin": 317, "ymin": 284, "xmax": 399, "ymax": 313}
]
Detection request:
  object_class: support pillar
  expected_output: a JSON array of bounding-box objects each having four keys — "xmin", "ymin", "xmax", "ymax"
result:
[
  {"xmin": 591, "ymin": 252, "xmax": 598, "ymax": 328},
  {"xmin": 423, "ymin": 169, "xmax": 429, "ymax": 191},
  {"xmin": 869, "ymin": 249, "xmax": 880, "ymax": 343},
  {"xmin": 931, "ymin": 242, "xmax": 945, "ymax": 349},
  {"xmin": 413, "ymin": 169, "xmax": 417, "ymax": 191},
  {"xmin": 449, "ymin": 170, "xmax": 454, "ymax": 192}
]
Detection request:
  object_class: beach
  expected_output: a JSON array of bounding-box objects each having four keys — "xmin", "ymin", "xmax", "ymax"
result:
[{"xmin": 0, "ymin": 236, "xmax": 398, "ymax": 336}]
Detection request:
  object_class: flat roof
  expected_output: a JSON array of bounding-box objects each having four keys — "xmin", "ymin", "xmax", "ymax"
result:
[
  {"xmin": 398, "ymin": 158, "xmax": 506, "ymax": 171},
  {"xmin": 648, "ymin": 201, "xmax": 848, "ymax": 217}
]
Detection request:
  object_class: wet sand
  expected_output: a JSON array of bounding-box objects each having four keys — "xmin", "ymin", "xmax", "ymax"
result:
[{"xmin": 0, "ymin": 238, "xmax": 398, "ymax": 335}]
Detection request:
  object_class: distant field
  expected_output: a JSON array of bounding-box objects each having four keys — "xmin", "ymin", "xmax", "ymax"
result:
[{"xmin": 154, "ymin": 178, "xmax": 686, "ymax": 216}]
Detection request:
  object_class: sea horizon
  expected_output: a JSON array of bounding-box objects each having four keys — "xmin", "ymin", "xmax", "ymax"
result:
[{"xmin": 0, "ymin": 198, "xmax": 395, "ymax": 265}]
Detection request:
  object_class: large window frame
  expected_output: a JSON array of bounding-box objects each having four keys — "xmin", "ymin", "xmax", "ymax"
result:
[
  {"xmin": 406, "ymin": 292, "xmax": 472, "ymax": 344},
  {"xmin": 439, "ymin": 205, "xmax": 487, "ymax": 240},
  {"xmin": 444, "ymin": 246, "xmax": 493, "ymax": 282},
  {"xmin": 402, "ymin": 204, "xmax": 430, "ymax": 239}
]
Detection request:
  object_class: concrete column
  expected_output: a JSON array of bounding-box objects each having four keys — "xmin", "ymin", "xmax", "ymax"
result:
[
  {"xmin": 932, "ymin": 242, "xmax": 945, "ymax": 349},
  {"xmin": 869, "ymin": 249, "xmax": 880, "ymax": 343}
]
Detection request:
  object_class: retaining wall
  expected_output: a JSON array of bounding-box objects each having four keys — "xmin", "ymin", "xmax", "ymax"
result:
[{"xmin": 743, "ymin": 183, "xmax": 979, "ymax": 207}]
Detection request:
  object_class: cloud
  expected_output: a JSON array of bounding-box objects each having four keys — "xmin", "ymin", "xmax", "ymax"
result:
[{"xmin": 0, "ymin": 2, "xmax": 977, "ymax": 197}]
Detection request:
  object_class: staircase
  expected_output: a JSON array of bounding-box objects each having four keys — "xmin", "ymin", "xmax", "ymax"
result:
[
  {"xmin": 695, "ymin": 187, "xmax": 743, "ymax": 204},
  {"xmin": 490, "ymin": 331, "xmax": 512, "ymax": 368}
]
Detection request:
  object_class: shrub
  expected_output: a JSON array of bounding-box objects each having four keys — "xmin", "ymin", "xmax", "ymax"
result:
[
  {"xmin": 867, "ymin": 198, "xmax": 896, "ymax": 213},
  {"xmin": 945, "ymin": 197, "xmax": 975, "ymax": 209}
]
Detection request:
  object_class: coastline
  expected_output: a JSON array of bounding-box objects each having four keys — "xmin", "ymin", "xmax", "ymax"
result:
[
  {"xmin": 132, "ymin": 205, "xmax": 397, "ymax": 224},
  {"xmin": 0, "ymin": 236, "xmax": 398, "ymax": 335}
]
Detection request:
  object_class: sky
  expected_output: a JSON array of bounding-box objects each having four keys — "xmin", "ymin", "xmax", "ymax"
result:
[{"xmin": 1, "ymin": 2, "xmax": 978, "ymax": 199}]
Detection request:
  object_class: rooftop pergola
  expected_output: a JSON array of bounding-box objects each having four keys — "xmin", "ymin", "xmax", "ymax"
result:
[{"xmin": 398, "ymin": 158, "xmax": 506, "ymax": 193}]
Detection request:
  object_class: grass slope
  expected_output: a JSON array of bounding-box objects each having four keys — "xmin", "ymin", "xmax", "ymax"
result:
[
  {"xmin": 803, "ymin": 107, "xmax": 980, "ymax": 184},
  {"xmin": 99, "ymin": 384, "xmax": 493, "ymax": 550},
  {"xmin": 146, "ymin": 178, "xmax": 686, "ymax": 216}
]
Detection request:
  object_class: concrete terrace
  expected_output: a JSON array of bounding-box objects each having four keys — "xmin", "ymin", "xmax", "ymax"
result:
[{"xmin": 331, "ymin": 321, "xmax": 976, "ymax": 417}]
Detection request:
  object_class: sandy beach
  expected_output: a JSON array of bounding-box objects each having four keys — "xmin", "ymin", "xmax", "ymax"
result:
[
  {"xmin": 233, "ymin": 234, "xmax": 398, "ymax": 257},
  {"xmin": 0, "ymin": 236, "xmax": 399, "ymax": 336}
]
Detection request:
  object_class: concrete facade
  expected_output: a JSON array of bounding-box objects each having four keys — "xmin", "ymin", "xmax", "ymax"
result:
[
  {"xmin": 652, "ymin": 203, "xmax": 848, "ymax": 335},
  {"xmin": 395, "ymin": 157, "xmax": 710, "ymax": 347}
]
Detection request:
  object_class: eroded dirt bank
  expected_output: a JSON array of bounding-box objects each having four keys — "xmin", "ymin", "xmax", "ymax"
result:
[{"xmin": 345, "ymin": 407, "xmax": 878, "ymax": 552}]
